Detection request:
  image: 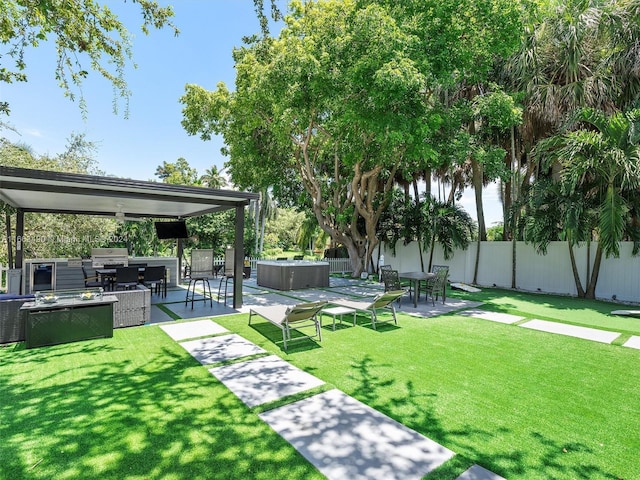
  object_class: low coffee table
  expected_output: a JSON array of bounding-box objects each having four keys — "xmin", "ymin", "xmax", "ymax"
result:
[{"xmin": 322, "ymin": 306, "xmax": 357, "ymax": 331}]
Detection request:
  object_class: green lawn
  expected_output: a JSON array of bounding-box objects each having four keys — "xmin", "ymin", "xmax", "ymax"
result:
[
  {"xmin": 0, "ymin": 327, "xmax": 323, "ymax": 480},
  {"xmin": 1, "ymin": 288, "xmax": 639, "ymax": 479}
]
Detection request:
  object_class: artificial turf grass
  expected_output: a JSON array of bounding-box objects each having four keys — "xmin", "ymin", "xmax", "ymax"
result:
[
  {"xmin": 217, "ymin": 307, "xmax": 640, "ymax": 480},
  {"xmin": 0, "ymin": 327, "xmax": 324, "ymax": 480},
  {"xmin": 448, "ymin": 286, "xmax": 640, "ymax": 336}
]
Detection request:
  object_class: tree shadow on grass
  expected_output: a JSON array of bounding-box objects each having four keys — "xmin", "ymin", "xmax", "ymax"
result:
[
  {"xmin": 343, "ymin": 353, "xmax": 625, "ymax": 480},
  {"xmin": 0, "ymin": 331, "xmax": 323, "ymax": 480}
]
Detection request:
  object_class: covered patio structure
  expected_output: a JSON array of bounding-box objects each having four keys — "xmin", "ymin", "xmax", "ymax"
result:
[{"xmin": 0, "ymin": 165, "xmax": 259, "ymax": 308}]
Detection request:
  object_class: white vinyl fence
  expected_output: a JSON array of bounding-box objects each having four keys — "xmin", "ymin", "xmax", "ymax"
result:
[{"xmin": 378, "ymin": 241, "xmax": 640, "ymax": 304}]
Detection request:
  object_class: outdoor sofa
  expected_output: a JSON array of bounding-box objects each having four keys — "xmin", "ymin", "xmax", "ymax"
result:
[{"xmin": 0, "ymin": 294, "xmax": 34, "ymax": 344}]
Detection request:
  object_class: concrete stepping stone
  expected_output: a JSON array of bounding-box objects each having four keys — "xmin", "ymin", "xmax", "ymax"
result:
[
  {"xmin": 180, "ymin": 333, "xmax": 266, "ymax": 365},
  {"xmin": 520, "ymin": 319, "xmax": 620, "ymax": 344},
  {"xmin": 209, "ymin": 355, "xmax": 325, "ymax": 408},
  {"xmin": 403, "ymin": 300, "xmax": 483, "ymax": 318},
  {"xmin": 459, "ymin": 309, "xmax": 523, "ymax": 324},
  {"xmin": 259, "ymin": 389, "xmax": 454, "ymax": 480},
  {"xmin": 456, "ymin": 464, "xmax": 505, "ymax": 480},
  {"xmin": 160, "ymin": 319, "xmax": 227, "ymax": 341},
  {"xmin": 623, "ymin": 336, "xmax": 640, "ymax": 350},
  {"xmin": 611, "ymin": 309, "xmax": 640, "ymax": 317}
]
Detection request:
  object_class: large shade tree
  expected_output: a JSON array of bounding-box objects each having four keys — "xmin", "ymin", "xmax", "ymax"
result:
[{"xmin": 181, "ymin": 0, "xmax": 437, "ymax": 276}]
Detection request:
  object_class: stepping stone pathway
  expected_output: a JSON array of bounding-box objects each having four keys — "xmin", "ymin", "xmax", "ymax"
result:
[
  {"xmin": 519, "ymin": 319, "xmax": 620, "ymax": 344},
  {"xmin": 456, "ymin": 464, "xmax": 506, "ymax": 480},
  {"xmin": 459, "ymin": 309, "xmax": 523, "ymax": 324},
  {"xmin": 623, "ymin": 336, "xmax": 640, "ymax": 350},
  {"xmin": 158, "ymin": 318, "xmax": 505, "ymax": 480},
  {"xmin": 160, "ymin": 319, "xmax": 227, "ymax": 341},
  {"xmin": 209, "ymin": 355, "xmax": 325, "ymax": 408},
  {"xmin": 259, "ymin": 389, "xmax": 455, "ymax": 480},
  {"xmin": 179, "ymin": 333, "xmax": 266, "ymax": 364}
]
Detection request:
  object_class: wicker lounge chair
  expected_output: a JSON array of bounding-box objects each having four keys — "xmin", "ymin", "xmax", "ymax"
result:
[
  {"xmin": 249, "ymin": 301, "xmax": 327, "ymax": 350},
  {"xmin": 331, "ymin": 290, "xmax": 404, "ymax": 330}
]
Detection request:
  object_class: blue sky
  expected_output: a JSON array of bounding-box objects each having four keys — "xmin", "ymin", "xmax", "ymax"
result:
[
  {"xmin": 0, "ymin": 0, "xmax": 502, "ymax": 225},
  {"xmin": 0, "ymin": 1, "xmax": 269, "ymax": 182}
]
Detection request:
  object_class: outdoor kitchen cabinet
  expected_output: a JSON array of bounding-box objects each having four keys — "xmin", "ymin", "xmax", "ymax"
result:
[{"xmin": 20, "ymin": 290, "xmax": 117, "ymax": 348}]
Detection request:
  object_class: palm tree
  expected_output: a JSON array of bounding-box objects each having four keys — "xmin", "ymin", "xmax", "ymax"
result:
[
  {"xmin": 256, "ymin": 188, "xmax": 277, "ymax": 256},
  {"xmin": 531, "ymin": 107, "xmax": 640, "ymax": 298},
  {"xmin": 200, "ymin": 165, "xmax": 227, "ymax": 189},
  {"xmin": 421, "ymin": 196, "xmax": 475, "ymax": 272}
]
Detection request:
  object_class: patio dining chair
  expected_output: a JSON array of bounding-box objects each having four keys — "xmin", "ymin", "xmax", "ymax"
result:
[
  {"xmin": 82, "ymin": 266, "xmax": 106, "ymax": 289},
  {"xmin": 143, "ymin": 265, "xmax": 166, "ymax": 297},
  {"xmin": 331, "ymin": 290, "xmax": 404, "ymax": 330},
  {"xmin": 114, "ymin": 266, "xmax": 140, "ymax": 291},
  {"xmin": 249, "ymin": 301, "xmax": 327, "ymax": 350},
  {"xmin": 419, "ymin": 265, "xmax": 449, "ymax": 301},
  {"xmin": 425, "ymin": 268, "xmax": 449, "ymax": 306},
  {"xmin": 382, "ymin": 269, "xmax": 403, "ymax": 307}
]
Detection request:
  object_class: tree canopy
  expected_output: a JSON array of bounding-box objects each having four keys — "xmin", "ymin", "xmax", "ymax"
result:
[
  {"xmin": 181, "ymin": 0, "xmax": 524, "ymax": 275},
  {"xmin": 0, "ymin": 0, "xmax": 177, "ymax": 116}
]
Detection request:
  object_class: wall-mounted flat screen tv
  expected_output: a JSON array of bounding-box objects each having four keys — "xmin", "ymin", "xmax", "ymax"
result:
[{"xmin": 155, "ymin": 221, "xmax": 189, "ymax": 239}]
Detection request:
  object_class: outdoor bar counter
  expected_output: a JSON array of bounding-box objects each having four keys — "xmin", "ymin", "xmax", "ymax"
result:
[{"xmin": 256, "ymin": 261, "xmax": 330, "ymax": 291}]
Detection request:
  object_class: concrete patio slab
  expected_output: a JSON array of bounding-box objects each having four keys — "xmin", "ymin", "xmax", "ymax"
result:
[
  {"xmin": 519, "ymin": 319, "xmax": 620, "ymax": 344},
  {"xmin": 163, "ymin": 299, "xmax": 236, "ymax": 320},
  {"xmin": 459, "ymin": 309, "xmax": 524, "ymax": 324},
  {"xmin": 237, "ymin": 293, "xmax": 302, "ymax": 313},
  {"xmin": 160, "ymin": 319, "xmax": 227, "ymax": 341},
  {"xmin": 259, "ymin": 389, "xmax": 455, "ymax": 480},
  {"xmin": 289, "ymin": 289, "xmax": 364, "ymax": 304},
  {"xmin": 402, "ymin": 299, "xmax": 484, "ymax": 319},
  {"xmin": 149, "ymin": 304, "xmax": 175, "ymax": 324},
  {"xmin": 209, "ymin": 355, "xmax": 325, "ymax": 408},
  {"xmin": 623, "ymin": 335, "xmax": 640, "ymax": 350},
  {"xmin": 180, "ymin": 333, "xmax": 266, "ymax": 365},
  {"xmin": 456, "ymin": 464, "xmax": 506, "ymax": 480}
]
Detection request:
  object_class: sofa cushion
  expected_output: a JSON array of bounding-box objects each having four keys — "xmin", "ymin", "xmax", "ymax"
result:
[{"xmin": 0, "ymin": 294, "xmax": 35, "ymax": 301}]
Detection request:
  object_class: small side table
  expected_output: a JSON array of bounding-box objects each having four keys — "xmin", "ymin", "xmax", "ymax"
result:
[{"xmin": 322, "ymin": 306, "xmax": 357, "ymax": 331}]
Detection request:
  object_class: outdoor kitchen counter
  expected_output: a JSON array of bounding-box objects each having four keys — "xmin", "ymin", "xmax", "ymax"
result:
[
  {"xmin": 20, "ymin": 295, "xmax": 117, "ymax": 348},
  {"xmin": 256, "ymin": 261, "xmax": 330, "ymax": 291}
]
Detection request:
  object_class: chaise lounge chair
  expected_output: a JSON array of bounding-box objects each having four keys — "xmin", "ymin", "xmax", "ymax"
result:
[
  {"xmin": 331, "ymin": 290, "xmax": 405, "ymax": 330},
  {"xmin": 249, "ymin": 301, "xmax": 327, "ymax": 350}
]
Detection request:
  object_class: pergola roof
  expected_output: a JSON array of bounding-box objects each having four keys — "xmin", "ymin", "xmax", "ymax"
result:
[{"xmin": 0, "ymin": 166, "xmax": 259, "ymax": 218}]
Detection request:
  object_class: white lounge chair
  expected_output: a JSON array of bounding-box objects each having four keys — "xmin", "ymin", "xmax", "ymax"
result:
[
  {"xmin": 249, "ymin": 301, "xmax": 327, "ymax": 350},
  {"xmin": 331, "ymin": 290, "xmax": 404, "ymax": 330}
]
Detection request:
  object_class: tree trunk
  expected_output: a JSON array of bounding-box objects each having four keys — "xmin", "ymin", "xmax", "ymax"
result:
[
  {"xmin": 471, "ymin": 156, "xmax": 485, "ymax": 285},
  {"xmin": 511, "ymin": 235, "xmax": 516, "ymax": 289},
  {"xmin": 412, "ymin": 179, "xmax": 425, "ymax": 272},
  {"xmin": 585, "ymin": 242, "xmax": 603, "ymax": 299},
  {"xmin": 567, "ymin": 241, "xmax": 586, "ymax": 298},
  {"xmin": 428, "ymin": 231, "xmax": 436, "ymax": 273}
]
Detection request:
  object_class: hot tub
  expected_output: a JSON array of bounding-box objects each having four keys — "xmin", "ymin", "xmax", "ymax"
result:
[{"xmin": 256, "ymin": 261, "xmax": 330, "ymax": 291}]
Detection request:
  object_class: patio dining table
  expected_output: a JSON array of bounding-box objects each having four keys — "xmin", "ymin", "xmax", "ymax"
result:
[
  {"xmin": 399, "ymin": 271, "xmax": 436, "ymax": 308},
  {"xmin": 96, "ymin": 267, "xmax": 146, "ymax": 291}
]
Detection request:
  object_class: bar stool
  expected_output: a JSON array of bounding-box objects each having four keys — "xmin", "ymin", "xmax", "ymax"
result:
[{"xmin": 185, "ymin": 276, "xmax": 213, "ymax": 309}]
